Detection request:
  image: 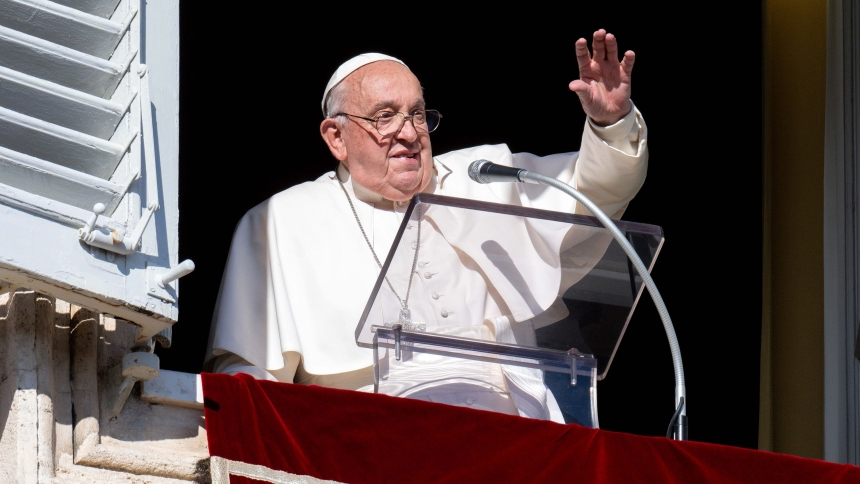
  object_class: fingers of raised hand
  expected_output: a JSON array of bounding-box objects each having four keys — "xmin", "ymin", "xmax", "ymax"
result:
[
  {"xmin": 592, "ymin": 29, "xmax": 607, "ymax": 61},
  {"xmin": 621, "ymin": 50, "xmax": 635, "ymax": 76},
  {"xmin": 605, "ymin": 33, "xmax": 619, "ymax": 63},
  {"xmin": 575, "ymin": 38, "xmax": 591, "ymax": 69}
]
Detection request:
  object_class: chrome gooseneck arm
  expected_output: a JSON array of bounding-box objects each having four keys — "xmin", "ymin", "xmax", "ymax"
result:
[{"xmin": 468, "ymin": 160, "xmax": 687, "ymax": 440}]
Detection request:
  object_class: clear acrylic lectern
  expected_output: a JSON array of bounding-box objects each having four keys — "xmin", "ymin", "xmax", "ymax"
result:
[{"xmin": 355, "ymin": 194, "xmax": 663, "ymax": 428}]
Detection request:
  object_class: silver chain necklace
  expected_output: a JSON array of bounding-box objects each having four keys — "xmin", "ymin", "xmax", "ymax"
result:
[{"xmin": 336, "ymin": 176, "xmax": 422, "ymax": 326}]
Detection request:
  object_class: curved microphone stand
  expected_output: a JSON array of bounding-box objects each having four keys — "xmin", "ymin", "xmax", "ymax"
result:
[{"xmin": 468, "ymin": 160, "xmax": 687, "ymax": 440}]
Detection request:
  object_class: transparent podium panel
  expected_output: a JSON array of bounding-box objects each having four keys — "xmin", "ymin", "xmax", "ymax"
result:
[{"xmin": 355, "ymin": 194, "xmax": 664, "ymax": 427}]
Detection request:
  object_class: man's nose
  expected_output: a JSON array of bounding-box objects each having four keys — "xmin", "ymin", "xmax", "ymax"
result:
[{"xmin": 395, "ymin": 116, "xmax": 419, "ymax": 142}]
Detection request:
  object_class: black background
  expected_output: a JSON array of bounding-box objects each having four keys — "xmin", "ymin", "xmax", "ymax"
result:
[{"xmin": 165, "ymin": 5, "xmax": 763, "ymax": 448}]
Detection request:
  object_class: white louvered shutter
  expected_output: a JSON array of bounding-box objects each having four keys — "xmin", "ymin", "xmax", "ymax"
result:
[{"xmin": 0, "ymin": 0, "xmax": 182, "ymax": 341}]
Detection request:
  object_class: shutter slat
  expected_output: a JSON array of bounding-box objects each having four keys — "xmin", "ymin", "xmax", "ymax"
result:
[
  {"xmin": 0, "ymin": 106, "xmax": 130, "ymax": 179},
  {"xmin": 0, "ymin": 181, "xmax": 126, "ymax": 232},
  {"xmin": 51, "ymin": 0, "xmax": 120, "ymax": 19},
  {"xmin": 0, "ymin": 0, "xmax": 131, "ymax": 59},
  {"xmin": 0, "ymin": 24, "xmax": 132, "ymax": 98},
  {"xmin": 0, "ymin": 65, "xmax": 129, "ymax": 139},
  {"xmin": 0, "ymin": 145, "xmax": 126, "ymax": 213}
]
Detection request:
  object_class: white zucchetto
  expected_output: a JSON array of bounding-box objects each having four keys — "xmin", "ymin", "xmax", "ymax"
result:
[{"xmin": 321, "ymin": 53, "xmax": 407, "ymax": 116}]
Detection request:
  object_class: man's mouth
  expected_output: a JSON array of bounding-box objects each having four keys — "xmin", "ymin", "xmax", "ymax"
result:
[{"xmin": 390, "ymin": 152, "xmax": 419, "ymax": 161}]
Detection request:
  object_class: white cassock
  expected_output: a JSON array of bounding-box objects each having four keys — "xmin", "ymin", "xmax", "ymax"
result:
[{"xmin": 205, "ymin": 105, "xmax": 648, "ymax": 421}]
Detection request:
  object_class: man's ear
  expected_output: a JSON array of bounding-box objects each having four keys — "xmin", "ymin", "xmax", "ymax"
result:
[{"xmin": 320, "ymin": 118, "xmax": 348, "ymax": 162}]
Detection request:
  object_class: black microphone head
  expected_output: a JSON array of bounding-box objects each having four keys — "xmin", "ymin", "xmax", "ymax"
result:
[{"xmin": 468, "ymin": 159, "xmax": 492, "ymax": 184}]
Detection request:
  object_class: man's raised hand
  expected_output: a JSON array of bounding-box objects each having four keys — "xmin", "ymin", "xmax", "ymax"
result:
[{"xmin": 569, "ymin": 29, "xmax": 635, "ymax": 126}]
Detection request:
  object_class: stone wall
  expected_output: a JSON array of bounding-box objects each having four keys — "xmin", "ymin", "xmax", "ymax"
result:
[{"xmin": 0, "ymin": 290, "xmax": 209, "ymax": 483}]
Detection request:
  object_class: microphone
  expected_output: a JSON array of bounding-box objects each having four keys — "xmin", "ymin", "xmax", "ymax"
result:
[{"xmin": 468, "ymin": 159, "xmax": 532, "ymax": 184}]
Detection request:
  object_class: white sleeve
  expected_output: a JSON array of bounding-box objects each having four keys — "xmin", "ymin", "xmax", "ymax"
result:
[
  {"xmin": 210, "ymin": 353, "xmax": 279, "ymax": 382},
  {"xmin": 587, "ymin": 104, "xmax": 641, "ymax": 156},
  {"xmin": 512, "ymin": 103, "xmax": 648, "ymax": 219}
]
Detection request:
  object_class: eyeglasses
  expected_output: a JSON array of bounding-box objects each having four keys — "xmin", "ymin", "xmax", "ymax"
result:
[{"xmin": 335, "ymin": 109, "xmax": 442, "ymax": 136}]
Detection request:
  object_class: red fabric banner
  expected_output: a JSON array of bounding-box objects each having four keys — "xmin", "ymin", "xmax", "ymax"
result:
[{"xmin": 202, "ymin": 373, "xmax": 860, "ymax": 483}]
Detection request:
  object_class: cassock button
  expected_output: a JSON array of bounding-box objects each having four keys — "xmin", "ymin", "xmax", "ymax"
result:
[
  {"xmin": 418, "ymin": 262, "xmax": 427, "ymax": 268},
  {"xmin": 441, "ymin": 310, "xmax": 454, "ymax": 318},
  {"xmin": 411, "ymin": 242, "xmax": 418, "ymax": 250},
  {"xmin": 424, "ymin": 272, "xmax": 437, "ymax": 279},
  {"xmin": 465, "ymin": 398, "xmax": 475, "ymax": 406},
  {"xmin": 431, "ymin": 292, "xmax": 440, "ymax": 300}
]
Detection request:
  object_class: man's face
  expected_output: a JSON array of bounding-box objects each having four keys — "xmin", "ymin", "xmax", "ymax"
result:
[{"xmin": 326, "ymin": 61, "xmax": 433, "ymax": 202}]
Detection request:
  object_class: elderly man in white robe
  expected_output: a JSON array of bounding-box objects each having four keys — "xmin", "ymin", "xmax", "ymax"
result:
[{"xmin": 206, "ymin": 29, "xmax": 647, "ymax": 421}]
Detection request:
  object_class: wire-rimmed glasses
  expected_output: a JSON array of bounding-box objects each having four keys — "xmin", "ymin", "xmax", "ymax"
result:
[{"xmin": 335, "ymin": 110, "xmax": 442, "ymax": 136}]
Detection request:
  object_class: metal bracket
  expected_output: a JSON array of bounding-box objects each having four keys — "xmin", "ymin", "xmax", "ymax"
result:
[
  {"xmin": 372, "ymin": 332, "xmax": 379, "ymax": 393},
  {"xmin": 146, "ymin": 260, "xmax": 195, "ymax": 302},
  {"xmin": 109, "ymin": 351, "xmax": 159, "ymax": 418},
  {"xmin": 153, "ymin": 326, "xmax": 172, "ymax": 349},
  {"xmin": 78, "ymin": 201, "xmax": 159, "ymax": 256},
  {"xmin": 568, "ymin": 348, "xmax": 581, "ymax": 386},
  {"xmin": 393, "ymin": 324, "xmax": 403, "ymax": 361}
]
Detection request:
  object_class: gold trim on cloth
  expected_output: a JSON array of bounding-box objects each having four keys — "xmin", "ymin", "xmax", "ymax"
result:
[{"xmin": 209, "ymin": 456, "xmax": 345, "ymax": 484}]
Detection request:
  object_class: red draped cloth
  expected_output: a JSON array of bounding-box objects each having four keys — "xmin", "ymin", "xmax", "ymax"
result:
[{"xmin": 202, "ymin": 373, "xmax": 860, "ymax": 483}]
